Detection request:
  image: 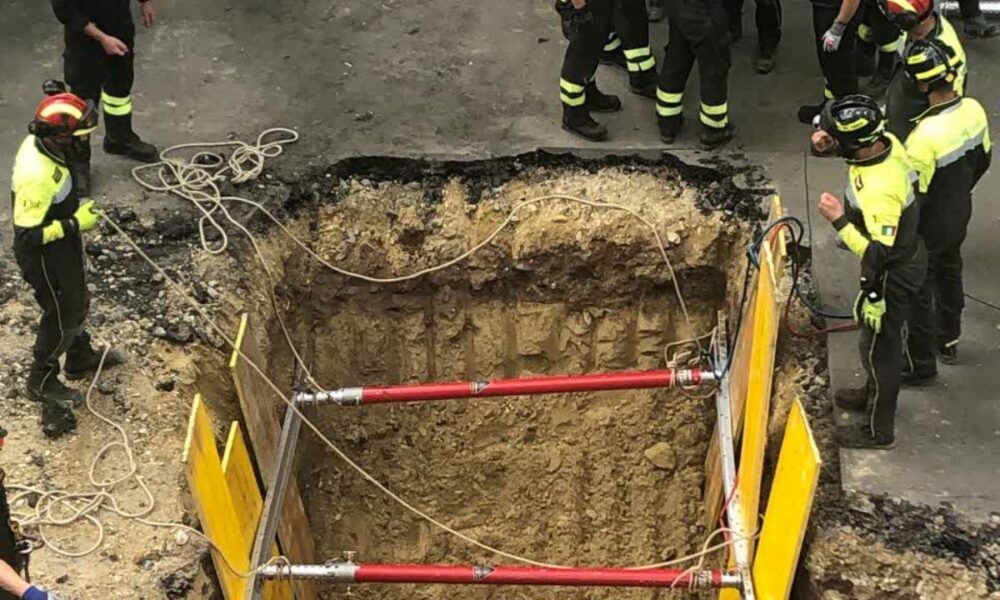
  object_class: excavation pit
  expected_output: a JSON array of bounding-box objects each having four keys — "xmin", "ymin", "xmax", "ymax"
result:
[{"xmin": 243, "ymin": 158, "xmax": 758, "ymax": 599}]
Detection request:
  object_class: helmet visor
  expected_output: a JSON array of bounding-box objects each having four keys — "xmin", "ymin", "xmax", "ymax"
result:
[{"xmin": 72, "ymin": 99, "xmax": 99, "ymax": 137}]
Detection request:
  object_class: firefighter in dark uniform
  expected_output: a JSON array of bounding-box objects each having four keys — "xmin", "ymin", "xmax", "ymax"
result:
[
  {"xmin": 600, "ymin": 0, "xmax": 658, "ymax": 98},
  {"xmin": 798, "ymin": 0, "xmax": 861, "ymax": 124},
  {"xmin": 50, "ymin": 0, "xmax": 159, "ymax": 196},
  {"xmin": 901, "ymin": 40, "xmax": 991, "ymax": 376},
  {"xmin": 557, "ymin": 0, "xmax": 623, "ymax": 141},
  {"xmin": 724, "ymin": 0, "xmax": 782, "ymax": 74},
  {"xmin": 878, "ymin": 0, "xmax": 967, "ymax": 140},
  {"xmin": 11, "ymin": 88, "xmax": 125, "ymax": 439},
  {"xmin": 655, "ymin": 0, "xmax": 734, "ymax": 148},
  {"xmin": 812, "ymin": 95, "xmax": 926, "ymax": 449}
]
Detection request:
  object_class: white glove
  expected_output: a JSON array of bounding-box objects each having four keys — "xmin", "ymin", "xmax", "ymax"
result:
[{"xmin": 822, "ymin": 21, "xmax": 848, "ymax": 52}]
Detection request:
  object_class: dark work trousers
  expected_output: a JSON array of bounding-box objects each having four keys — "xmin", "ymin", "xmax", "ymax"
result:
[
  {"xmin": 959, "ymin": 0, "xmax": 983, "ymax": 17},
  {"xmin": 725, "ymin": 0, "xmax": 782, "ymax": 52},
  {"xmin": 63, "ymin": 28, "xmax": 136, "ymax": 145},
  {"xmin": 615, "ymin": 0, "xmax": 656, "ymax": 73},
  {"xmin": 862, "ymin": 247, "xmax": 926, "ymax": 438},
  {"xmin": 559, "ymin": 0, "xmax": 615, "ymax": 106},
  {"xmin": 907, "ymin": 201, "xmax": 972, "ymax": 370},
  {"xmin": 658, "ymin": 0, "xmax": 731, "ymax": 128},
  {"xmin": 812, "ymin": 4, "xmax": 858, "ymax": 100},
  {"xmin": 14, "ymin": 233, "xmax": 92, "ymax": 385}
]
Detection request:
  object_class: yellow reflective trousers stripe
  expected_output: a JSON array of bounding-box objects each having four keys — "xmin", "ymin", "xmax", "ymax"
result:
[{"xmin": 101, "ymin": 91, "xmax": 132, "ymax": 116}]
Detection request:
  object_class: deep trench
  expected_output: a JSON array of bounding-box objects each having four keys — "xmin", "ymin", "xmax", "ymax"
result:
[{"xmin": 239, "ymin": 157, "xmax": 757, "ymax": 599}]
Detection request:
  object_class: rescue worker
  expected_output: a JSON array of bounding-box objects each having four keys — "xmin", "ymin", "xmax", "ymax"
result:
[
  {"xmin": 12, "ymin": 88, "xmax": 126, "ymax": 439},
  {"xmin": 655, "ymin": 0, "xmax": 734, "ymax": 148},
  {"xmin": 901, "ymin": 39, "xmax": 991, "ymax": 376},
  {"xmin": 878, "ymin": 0, "xmax": 967, "ymax": 140},
  {"xmin": 599, "ymin": 0, "xmax": 658, "ymax": 98},
  {"xmin": 811, "ymin": 95, "xmax": 926, "ymax": 449},
  {"xmin": 557, "ymin": 0, "xmax": 623, "ymax": 141},
  {"xmin": 798, "ymin": 0, "xmax": 860, "ymax": 124},
  {"xmin": 50, "ymin": 0, "xmax": 159, "ymax": 196},
  {"xmin": 724, "ymin": 0, "xmax": 782, "ymax": 73}
]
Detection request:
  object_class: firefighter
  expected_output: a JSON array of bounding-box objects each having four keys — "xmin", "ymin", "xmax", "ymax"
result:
[
  {"xmin": 798, "ymin": 0, "xmax": 860, "ymax": 124},
  {"xmin": 599, "ymin": 0, "xmax": 658, "ymax": 98},
  {"xmin": 655, "ymin": 0, "xmax": 733, "ymax": 148},
  {"xmin": 12, "ymin": 89, "xmax": 126, "ymax": 439},
  {"xmin": 724, "ymin": 0, "xmax": 783, "ymax": 73},
  {"xmin": 901, "ymin": 39, "xmax": 991, "ymax": 376},
  {"xmin": 50, "ymin": 0, "xmax": 159, "ymax": 196},
  {"xmin": 878, "ymin": 0, "xmax": 967, "ymax": 140},
  {"xmin": 811, "ymin": 95, "xmax": 926, "ymax": 449},
  {"xmin": 557, "ymin": 0, "xmax": 623, "ymax": 141}
]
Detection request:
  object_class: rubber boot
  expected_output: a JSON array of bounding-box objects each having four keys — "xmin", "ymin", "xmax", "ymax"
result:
[
  {"xmin": 837, "ymin": 423, "xmax": 895, "ymax": 450},
  {"xmin": 755, "ymin": 47, "xmax": 776, "ymax": 75},
  {"xmin": 628, "ymin": 70, "xmax": 658, "ymax": 99},
  {"xmin": 700, "ymin": 123, "xmax": 734, "ymax": 149},
  {"xmin": 834, "ymin": 386, "xmax": 869, "ymax": 412},
  {"xmin": 562, "ymin": 104, "xmax": 608, "ymax": 141},
  {"xmin": 583, "ymin": 82, "xmax": 622, "ymax": 113},
  {"xmin": 658, "ymin": 116, "xmax": 683, "ymax": 144},
  {"xmin": 64, "ymin": 347, "xmax": 127, "ymax": 381},
  {"xmin": 938, "ymin": 343, "xmax": 958, "ymax": 365},
  {"xmin": 69, "ymin": 137, "xmax": 92, "ymax": 198},
  {"xmin": 42, "ymin": 397, "xmax": 78, "ymax": 439},
  {"xmin": 901, "ymin": 365, "xmax": 937, "ymax": 386},
  {"xmin": 103, "ymin": 113, "xmax": 158, "ymax": 163},
  {"xmin": 26, "ymin": 365, "xmax": 83, "ymax": 408},
  {"xmin": 798, "ymin": 101, "xmax": 826, "ymax": 125},
  {"xmin": 965, "ymin": 15, "xmax": 1000, "ymax": 38}
]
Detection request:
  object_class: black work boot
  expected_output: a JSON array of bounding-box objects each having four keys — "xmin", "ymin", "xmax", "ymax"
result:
[
  {"xmin": 862, "ymin": 53, "xmax": 896, "ymax": 99},
  {"xmin": 901, "ymin": 365, "xmax": 937, "ymax": 386},
  {"xmin": 700, "ymin": 123, "xmax": 734, "ymax": 149},
  {"xmin": 42, "ymin": 397, "xmax": 78, "ymax": 439},
  {"xmin": 838, "ymin": 423, "xmax": 895, "ymax": 450},
  {"xmin": 798, "ymin": 102, "xmax": 826, "ymax": 125},
  {"xmin": 628, "ymin": 71, "xmax": 658, "ymax": 99},
  {"xmin": 26, "ymin": 366, "xmax": 83, "ymax": 408},
  {"xmin": 965, "ymin": 15, "xmax": 1000, "ymax": 38},
  {"xmin": 658, "ymin": 116, "xmax": 684, "ymax": 144},
  {"xmin": 755, "ymin": 47, "xmax": 776, "ymax": 75},
  {"xmin": 103, "ymin": 113, "xmax": 158, "ymax": 163},
  {"xmin": 64, "ymin": 347, "xmax": 127, "ymax": 381},
  {"xmin": 584, "ymin": 82, "xmax": 622, "ymax": 113},
  {"xmin": 562, "ymin": 105, "xmax": 608, "ymax": 141},
  {"xmin": 69, "ymin": 137, "xmax": 93, "ymax": 198},
  {"xmin": 599, "ymin": 49, "xmax": 628, "ymax": 72},
  {"xmin": 938, "ymin": 343, "xmax": 958, "ymax": 365},
  {"xmin": 834, "ymin": 386, "xmax": 870, "ymax": 412}
]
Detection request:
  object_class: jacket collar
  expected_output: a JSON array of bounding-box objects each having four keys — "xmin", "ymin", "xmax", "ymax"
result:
[
  {"xmin": 911, "ymin": 95, "xmax": 961, "ymax": 123},
  {"xmin": 33, "ymin": 136, "xmax": 67, "ymax": 167},
  {"xmin": 846, "ymin": 136, "xmax": 892, "ymax": 167}
]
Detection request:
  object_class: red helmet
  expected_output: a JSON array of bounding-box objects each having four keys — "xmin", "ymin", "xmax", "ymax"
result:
[
  {"xmin": 878, "ymin": 0, "xmax": 933, "ymax": 30},
  {"xmin": 30, "ymin": 92, "xmax": 98, "ymax": 139}
]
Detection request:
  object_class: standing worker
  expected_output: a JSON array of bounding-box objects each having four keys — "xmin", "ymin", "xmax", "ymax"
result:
[
  {"xmin": 557, "ymin": 0, "xmax": 623, "ymax": 141},
  {"xmin": 798, "ymin": 0, "xmax": 861, "ymax": 124},
  {"xmin": 812, "ymin": 95, "xmax": 925, "ymax": 449},
  {"xmin": 11, "ymin": 88, "xmax": 126, "ymax": 439},
  {"xmin": 901, "ymin": 39, "xmax": 991, "ymax": 376},
  {"xmin": 877, "ymin": 0, "xmax": 967, "ymax": 140},
  {"xmin": 655, "ymin": 0, "xmax": 734, "ymax": 147},
  {"xmin": 724, "ymin": 0, "xmax": 783, "ymax": 73},
  {"xmin": 50, "ymin": 0, "xmax": 159, "ymax": 196}
]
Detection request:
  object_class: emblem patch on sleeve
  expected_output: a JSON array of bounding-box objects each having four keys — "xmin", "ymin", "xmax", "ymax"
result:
[{"xmin": 881, "ymin": 225, "xmax": 897, "ymax": 237}]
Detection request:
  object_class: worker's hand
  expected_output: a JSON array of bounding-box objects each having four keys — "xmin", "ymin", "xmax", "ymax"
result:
[
  {"xmin": 811, "ymin": 130, "xmax": 837, "ymax": 155},
  {"xmin": 858, "ymin": 294, "xmax": 886, "ymax": 333},
  {"xmin": 74, "ymin": 200, "xmax": 101, "ymax": 232},
  {"xmin": 140, "ymin": 0, "xmax": 157, "ymax": 28},
  {"xmin": 99, "ymin": 34, "xmax": 129, "ymax": 56},
  {"xmin": 822, "ymin": 21, "xmax": 847, "ymax": 52},
  {"xmin": 818, "ymin": 192, "xmax": 845, "ymax": 223}
]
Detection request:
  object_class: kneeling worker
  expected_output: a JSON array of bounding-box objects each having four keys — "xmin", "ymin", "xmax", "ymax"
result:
[
  {"xmin": 11, "ymin": 88, "xmax": 125, "ymax": 439},
  {"xmin": 902, "ymin": 39, "xmax": 991, "ymax": 375},
  {"xmin": 812, "ymin": 95, "xmax": 925, "ymax": 449}
]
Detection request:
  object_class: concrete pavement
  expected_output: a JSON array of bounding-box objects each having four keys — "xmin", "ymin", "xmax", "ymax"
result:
[{"xmin": 1, "ymin": 0, "xmax": 998, "ymax": 519}]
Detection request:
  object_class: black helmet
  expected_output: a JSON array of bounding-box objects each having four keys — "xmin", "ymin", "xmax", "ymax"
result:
[
  {"xmin": 819, "ymin": 95, "xmax": 886, "ymax": 154},
  {"xmin": 904, "ymin": 38, "xmax": 961, "ymax": 88},
  {"xmin": 877, "ymin": 0, "xmax": 933, "ymax": 30}
]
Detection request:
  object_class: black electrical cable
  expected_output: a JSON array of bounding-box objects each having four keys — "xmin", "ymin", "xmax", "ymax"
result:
[{"xmin": 965, "ymin": 292, "xmax": 1000, "ymax": 312}]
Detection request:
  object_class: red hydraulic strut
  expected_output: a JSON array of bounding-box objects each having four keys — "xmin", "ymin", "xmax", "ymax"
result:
[
  {"xmin": 295, "ymin": 367, "xmax": 714, "ymax": 406},
  {"xmin": 259, "ymin": 562, "xmax": 742, "ymax": 589}
]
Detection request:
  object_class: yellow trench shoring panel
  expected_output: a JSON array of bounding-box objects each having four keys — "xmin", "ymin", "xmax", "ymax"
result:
[
  {"xmin": 184, "ymin": 395, "xmax": 292, "ymax": 600},
  {"xmin": 752, "ymin": 399, "xmax": 821, "ymax": 600}
]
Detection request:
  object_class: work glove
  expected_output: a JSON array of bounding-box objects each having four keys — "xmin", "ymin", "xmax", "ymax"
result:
[
  {"xmin": 73, "ymin": 200, "xmax": 100, "ymax": 232},
  {"xmin": 822, "ymin": 21, "xmax": 847, "ymax": 52},
  {"xmin": 853, "ymin": 290, "xmax": 886, "ymax": 333}
]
